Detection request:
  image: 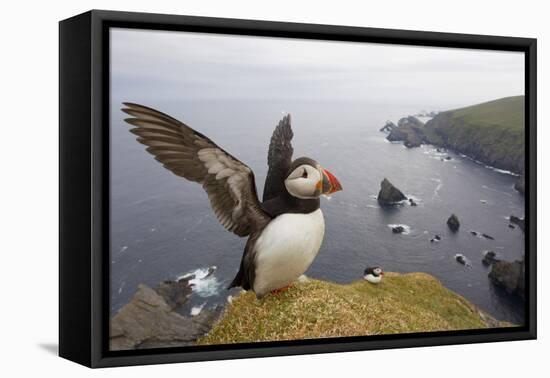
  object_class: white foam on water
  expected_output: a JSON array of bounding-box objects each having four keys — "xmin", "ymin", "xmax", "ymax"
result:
[
  {"xmin": 119, "ymin": 245, "xmax": 128, "ymax": 254},
  {"xmin": 190, "ymin": 302, "xmax": 206, "ymax": 316},
  {"xmin": 484, "ymin": 165, "xmax": 520, "ymax": 176},
  {"xmin": 179, "ymin": 266, "xmax": 221, "ymax": 298},
  {"xmin": 118, "ymin": 281, "xmax": 125, "ymax": 294},
  {"xmin": 430, "ymin": 178, "xmax": 443, "ymax": 198},
  {"xmin": 388, "ymin": 224, "xmax": 411, "ymax": 235},
  {"xmin": 406, "ymin": 195, "xmax": 422, "ymax": 205}
]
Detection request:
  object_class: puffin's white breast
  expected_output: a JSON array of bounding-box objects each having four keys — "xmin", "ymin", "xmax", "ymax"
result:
[
  {"xmin": 364, "ymin": 274, "xmax": 382, "ymax": 284},
  {"xmin": 253, "ymin": 208, "xmax": 325, "ymax": 297}
]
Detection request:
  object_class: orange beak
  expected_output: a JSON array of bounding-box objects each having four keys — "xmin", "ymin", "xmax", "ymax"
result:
[{"xmin": 321, "ymin": 168, "xmax": 343, "ymax": 195}]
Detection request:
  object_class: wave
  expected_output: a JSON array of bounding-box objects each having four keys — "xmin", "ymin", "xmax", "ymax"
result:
[
  {"xmin": 179, "ymin": 266, "xmax": 222, "ymax": 298},
  {"xmin": 190, "ymin": 302, "xmax": 206, "ymax": 316},
  {"xmin": 484, "ymin": 165, "xmax": 520, "ymax": 176},
  {"xmin": 430, "ymin": 178, "xmax": 443, "ymax": 198}
]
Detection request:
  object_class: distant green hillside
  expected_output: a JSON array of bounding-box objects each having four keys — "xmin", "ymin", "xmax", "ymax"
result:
[{"xmin": 424, "ymin": 96, "xmax": 525, "ymax": 174}]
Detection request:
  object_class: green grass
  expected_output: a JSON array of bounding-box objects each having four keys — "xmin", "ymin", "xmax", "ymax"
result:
[
  {"xmin": 424, "ymin": 96, "xmax": 525, "ymax": 173},
  {"xmin": 197, "ymin": 273, "xmax": 512, "ymax": 345},
  {"xmin": 450, "ymin": 96, "xmax": 524, "ymax": 131}
]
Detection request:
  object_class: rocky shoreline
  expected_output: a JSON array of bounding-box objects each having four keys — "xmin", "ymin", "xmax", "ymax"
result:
[
  {"xmin": 110, "ymin": 273, "xmax": 222, "ymax": 351},
  {"xmin": 375, "ymin": 173, "xmax": 525, "ymax": 303},
  {"xmin": 380, "ymin": 97, "xmax": 525, "ymax": 195}
]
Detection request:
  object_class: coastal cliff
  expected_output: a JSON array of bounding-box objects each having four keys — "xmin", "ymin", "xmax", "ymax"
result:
[
  {"xmin": 423, "ymin": 96, "xmax": 525, "ymax": 175},
  {"xmin": 382, "ymin": 96, "xmax": 525, "ymax": 177},
  {"xmin": 198, "ymin": 273, "xmax": 511, "ymax": 345}
]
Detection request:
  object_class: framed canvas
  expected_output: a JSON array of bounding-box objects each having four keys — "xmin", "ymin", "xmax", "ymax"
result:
[{"xmin": 59, "ymin": 10, "xmax": 537, "ymax": 368}]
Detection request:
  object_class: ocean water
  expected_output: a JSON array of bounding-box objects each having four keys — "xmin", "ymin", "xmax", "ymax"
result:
[{"xmin": 110, "ymin": 100, "xmax": 525, "ymax": 324}]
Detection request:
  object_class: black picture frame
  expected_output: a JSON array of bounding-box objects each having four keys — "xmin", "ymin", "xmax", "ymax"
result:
[{"xmin": 59, "ymin": 9, "xmax": 537, "ymax": 368}]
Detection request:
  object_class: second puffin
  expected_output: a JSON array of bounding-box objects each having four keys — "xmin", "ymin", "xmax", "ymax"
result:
[{"xmin": 122, "ymin": 103, "xmax": 343, "ymax": 298}]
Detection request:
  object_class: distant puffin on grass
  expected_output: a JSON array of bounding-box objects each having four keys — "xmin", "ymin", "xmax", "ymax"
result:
[
  {"xmin": 122, "ymin": 103, "xmax": 343, "ymax": 299},
  {"xmin": 364, "ymin": 267, "xmax": 384, "ymax": 284}
]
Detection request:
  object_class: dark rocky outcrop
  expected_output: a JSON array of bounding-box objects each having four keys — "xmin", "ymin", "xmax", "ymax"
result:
[
  {"xmin": 429, "ymin": 234, "xmax": 442, "ymax": 243},
  {"xmin": 455, "ymin": 254, "xmax": 469, "ymax": 266},
  {"xmin": 447, "ymin": 214, "xmax": 460, "ymax": 232},
  {"xmin": 392, "ymin": 226, "xmax": 405, "ymax": 234},
  {"xmin": 377, "ymin": 178, "xmax": 407, "ymax": 206},
  {"xmin": 380, "ymin": 121, "xmax": 397, "ymax": 133},
  {"xmin": 386, "ymin": 116, "xmax": 426, "ymax": 148},
  {"xmin": 482, "ymin": 251, "xmax": 499, "ymax": 266},
  {"xmin": 110, "ymin": 278, "xmax": 222, "ymax": 351},
  {"xmin": 155, "ymin": 277, "xmax": 194, "ymax": 308},
  {"xmin": 489, "ymin": 259, "xmax": 525, "ymax": 299},
  {"xmin": 482, "ymin": 233, "xmax": 495, "ymax": 240},
  {"xmin": 409, "ymin": 198, "xmax": 417, "ymax": 206},
  {"xmin": 510, "ymin": 215, "xmax": 525, "ymax": 232}
]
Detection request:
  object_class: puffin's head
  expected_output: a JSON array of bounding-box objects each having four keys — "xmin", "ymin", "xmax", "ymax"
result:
[
  {"xmin": 284, "ymin": 157, "xmax": 342, "ymax": 200},
  {"xmin": 372, "ymin": 267, "xmax": 384, "ymax": 277}
]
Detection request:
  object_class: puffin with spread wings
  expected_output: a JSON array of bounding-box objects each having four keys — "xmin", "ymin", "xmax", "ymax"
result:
[{"xmin": 122, "ymin": 103, "xmax": 342, "ymax": 298}]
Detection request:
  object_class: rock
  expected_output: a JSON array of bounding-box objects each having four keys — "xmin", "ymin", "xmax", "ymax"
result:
[
  {"xmin": 155, "ymin": 277, "xmax": 194, "ymax": 309},
  {"xmin": 482, "ymin": 233, "xmax": 495, "ymax": 240},
  {"xmin": 386, "ymin": 126, "xmax": 408, "ymax": 142},
  {"xmin": 110, "ymin": 284, "xmax": 221, "ymax": 351},
  {"xmin": 482, "ymin": 251, "xmax": 499, "ymax": 266},
  {"xmin": 444, "ymin": 156, "xmax": 452, "ymax": 160},
  {"xmin": 447, "ymin": 214, "xmax": 460, "ymax": 232},
  {"xmin": 392, "ymin": 226, "xmax": 405, "ymax": 234},
  {"xmin": 380, "ymin": 121, "xmax": 397, "ymax": 133},
  {"xmin": 454, "ymin": 254, "xmax": 469, "ymax": 266},
  {"xmin": 470, "ymin": 230, "xmax": 478, "ymax": 236},
  {"xmin": 510, "ymin": 215, "xmax": 525, "ymax": 232},
  {"xmin": 386, "ymin": 116, "xmax": 425, "ymax": 148},
  {"xmin": 489, "ymin": 259, "xmax": 525, "ymax": 299},
  {"xmin": 429, "ymin": 234, "xmax": 441, "ymax": 243},
  {"xmin": 514, "ymin": 175, "xmax": 525, "ymax": 196},
  {"xmin": 377, "ymin": 178, "xmax": 407, "ymax": 206},
  {"xmin": 508, "ymin": 224, "xmax": 516, "ymax": 229},
  {"xmin": 408, "ymin": 198, "xmax": 417, "ymax": 206}
]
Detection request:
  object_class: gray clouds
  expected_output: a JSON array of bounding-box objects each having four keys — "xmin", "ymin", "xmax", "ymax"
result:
[{"xmin": 111, "ymin": 28, "xmax": 524, "ymax": 109}]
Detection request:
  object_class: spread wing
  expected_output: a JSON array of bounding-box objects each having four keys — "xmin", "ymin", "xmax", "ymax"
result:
[
  {"xmin": 262, "ymin": 114, "xmax": 294, "ymax": 202},
  {"xmin": 122, "ymin": 102, "xmax": 270, "ymax": 237}
]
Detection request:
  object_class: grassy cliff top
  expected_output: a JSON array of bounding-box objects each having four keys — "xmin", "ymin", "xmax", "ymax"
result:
[
  {"xmin": 198, "ymin": 273, "xmax": 512, "ymax": 345},
  {"xmin": 448, "ymin": 95, "xmax": 524, "ymax": 131}
]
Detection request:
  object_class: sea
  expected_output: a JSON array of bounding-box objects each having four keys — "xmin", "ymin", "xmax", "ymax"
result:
[{"xmin": 110, "ymin": 99, "xmax": 525, "ymax": 324}]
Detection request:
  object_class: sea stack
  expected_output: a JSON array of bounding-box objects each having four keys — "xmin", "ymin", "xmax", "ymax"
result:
[
  {"xmin": 377, "ymin": 178, "xmax": 407, "ymax": 206},
  {"xmin": 447, "ymin": 214, "xmax": 460, "ymax": 232}
]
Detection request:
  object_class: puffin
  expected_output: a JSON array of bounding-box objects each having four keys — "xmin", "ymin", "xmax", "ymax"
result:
[
  {"xmin": 364, "ymin": 267, "xmax": 384, "ymax": 284},
  {"xmin": 122, "ymin": 103, "xmax": 343, "ymax": 298}
]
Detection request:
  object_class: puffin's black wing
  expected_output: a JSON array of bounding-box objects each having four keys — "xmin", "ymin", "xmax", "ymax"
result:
[
  {"xmin": 122, "ymin": 102, "xmax": 271, "ymax": 237},
  {"xmin": 262, "ymin": 114, "xmax": 294, "ymax": 202}
]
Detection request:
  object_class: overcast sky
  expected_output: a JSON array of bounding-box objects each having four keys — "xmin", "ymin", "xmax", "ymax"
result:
[{"xmin": 111, "ymin": 28, "xmax": 524, "ymax": 110}]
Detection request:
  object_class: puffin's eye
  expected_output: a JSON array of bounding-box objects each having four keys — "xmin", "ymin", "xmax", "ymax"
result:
[{"xmin": 301, "ymin": 169, "xmax": 308, "ymax": 178}]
